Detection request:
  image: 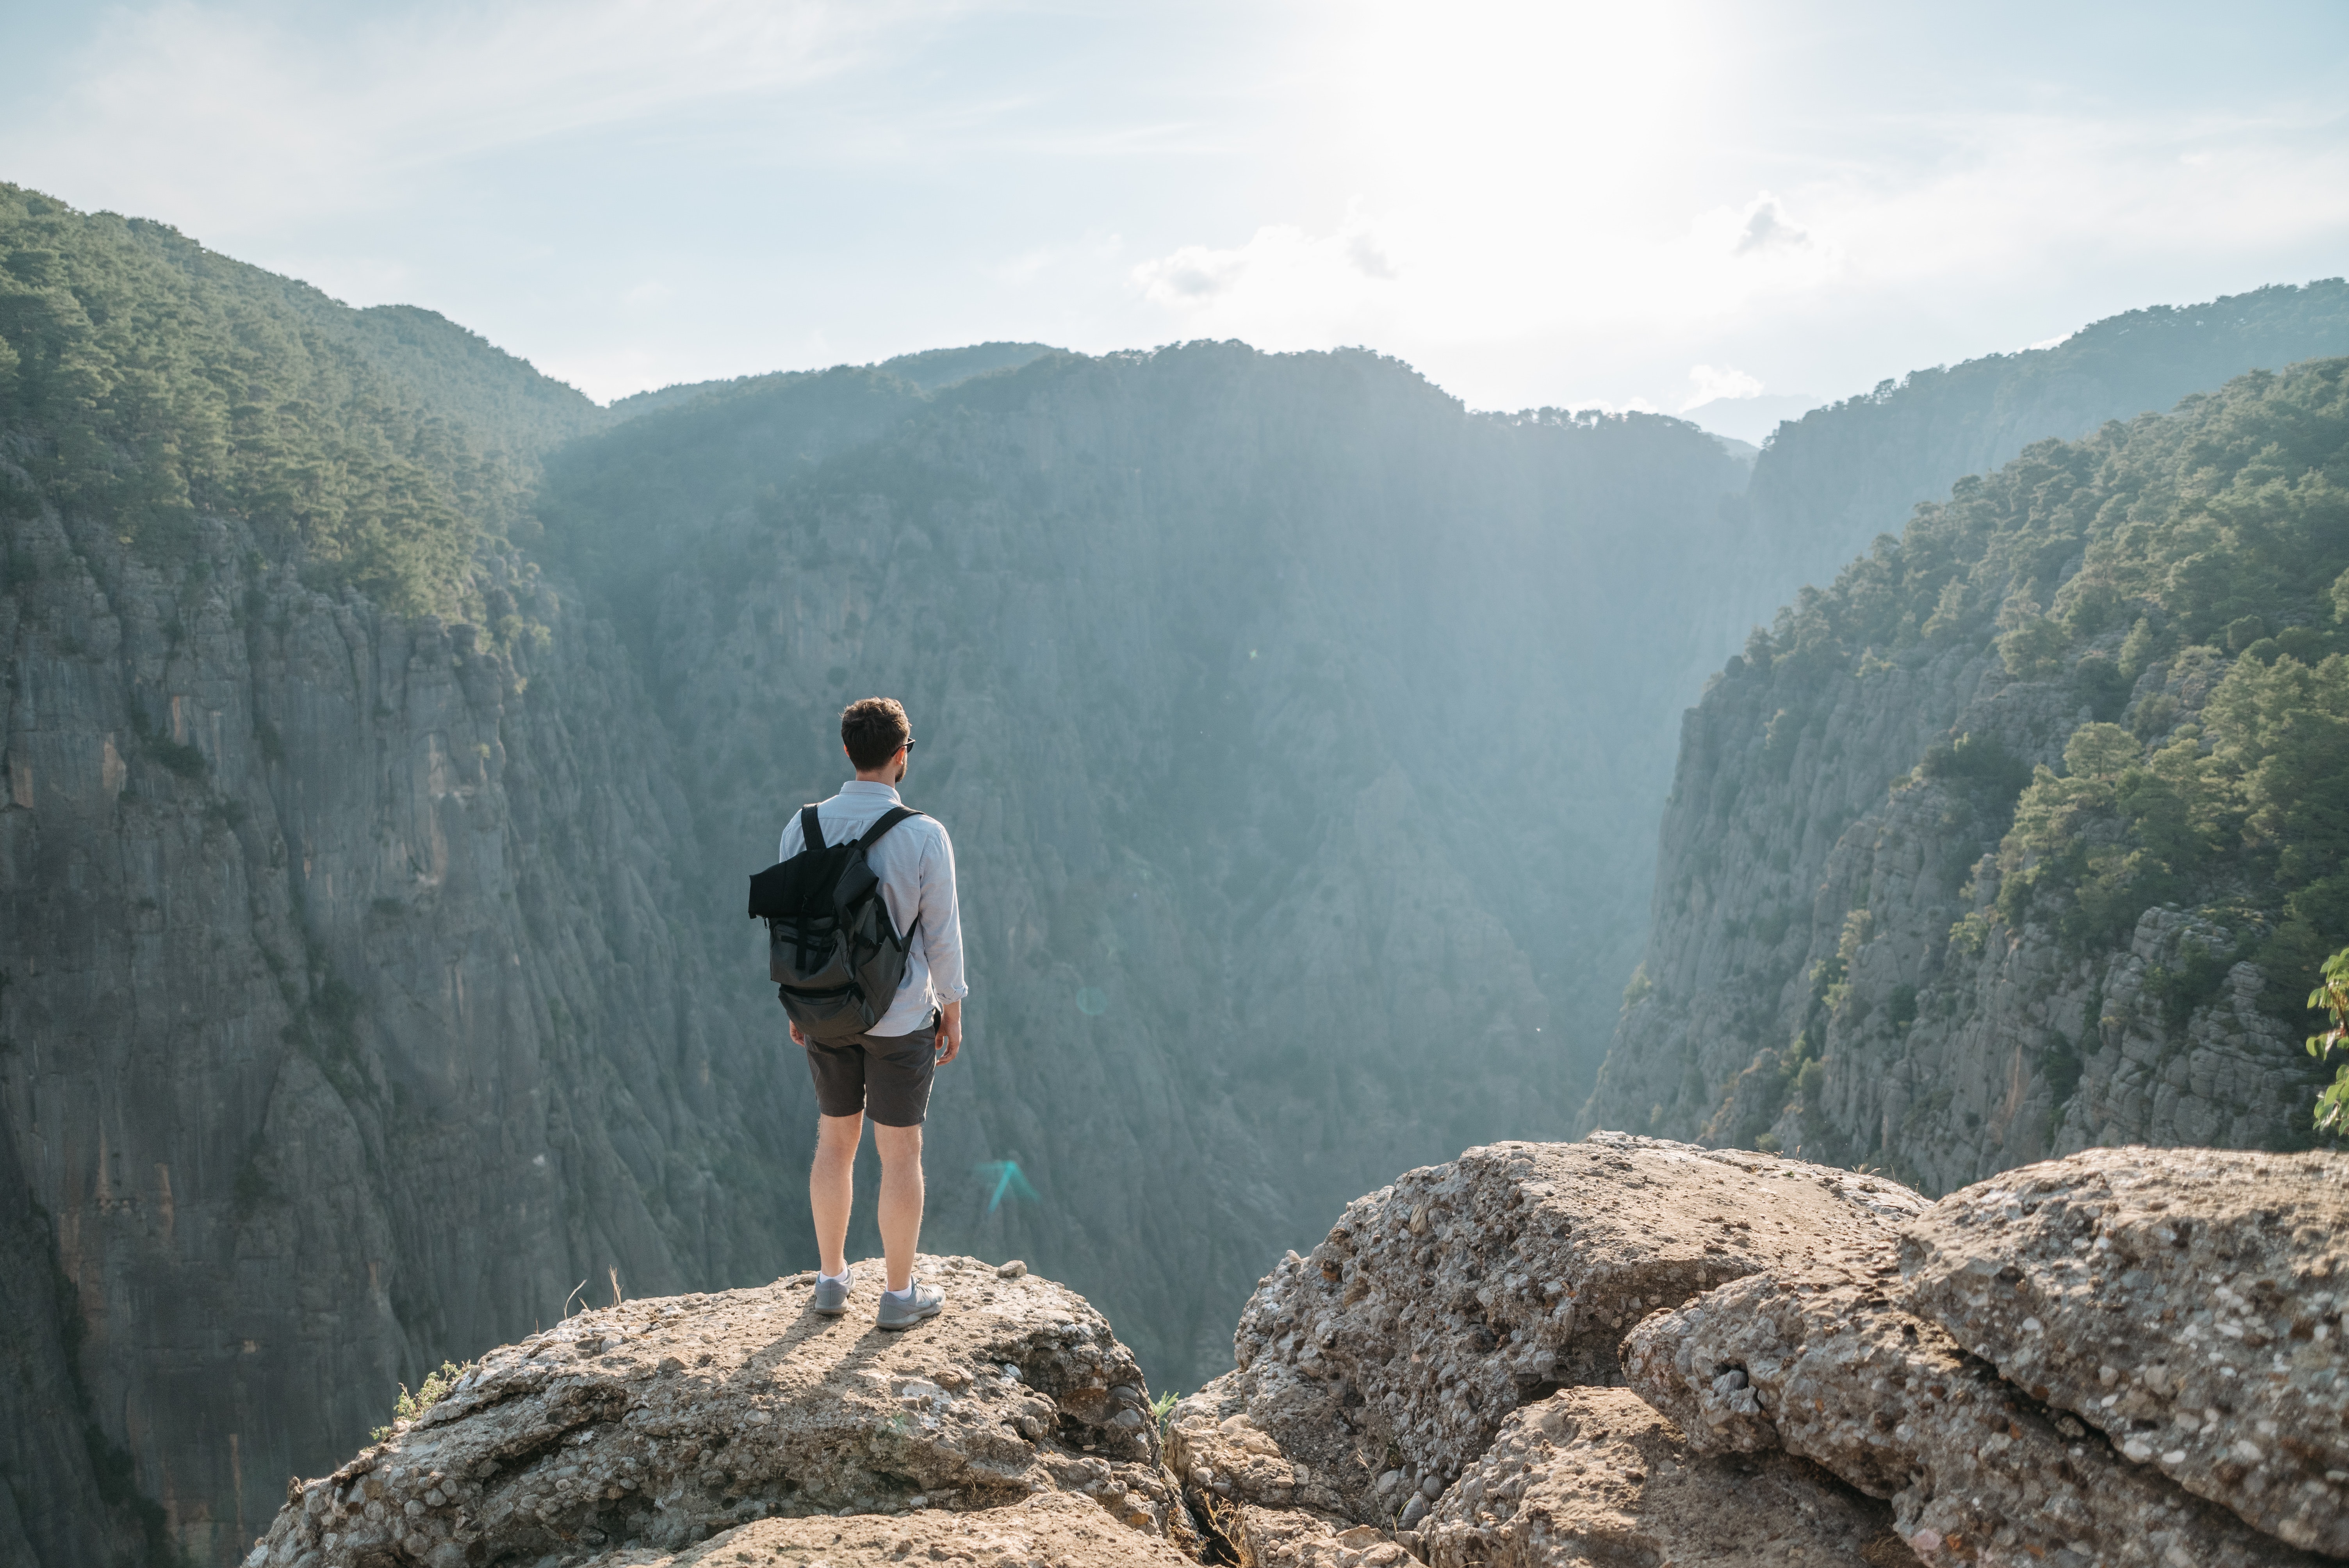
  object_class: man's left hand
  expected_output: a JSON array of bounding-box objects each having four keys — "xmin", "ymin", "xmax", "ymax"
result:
[{"xmin": 934, "ymin": 1001, "xmax": 963, "ymax": 1065}]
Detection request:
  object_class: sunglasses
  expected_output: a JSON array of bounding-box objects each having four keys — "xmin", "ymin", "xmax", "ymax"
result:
[{"xmin": 900, "ymin": 737, "xmax": 916, "ymax": 752}]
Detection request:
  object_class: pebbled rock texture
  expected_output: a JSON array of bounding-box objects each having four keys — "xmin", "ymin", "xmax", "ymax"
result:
[
  {"xmin": 1624, "ymin": 1235, "xmax": 2328, "ymax": 1564},
  {"xmin": 1211, "ymin": 1132, "xmax": 1927, "ymax": 1519},
  {"xmin": 1214, "ymin": 1506, "xmax": 1416, "ymax": 1568},
  {"xmin": 243, "ymin": 1140, "xmax": 2349, "ymax": 1568},
  {"xmin": 1901, "ymin": 1146, "xmax": 2349, "ymax": 1554},
  {"xmin": 1162, "ymin": 1378, "xmax": 1421, "ymax": 1564},
  {"xmin": 1419, "ymin": 1387, "xmax": 1905, "ymax": 1568},
  {"xmin": 245, "ymin": 1257, "xmax": 1176, "ymax": 1566},
  {"xmin": 573, "ymin": 1491, "xmax": 1199, "ymax": 1568}
]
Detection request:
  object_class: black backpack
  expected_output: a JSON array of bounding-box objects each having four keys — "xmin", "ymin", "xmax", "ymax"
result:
[{"xmin": 747, "ymin": 804, "xmax": 924, "ymax": 1044}]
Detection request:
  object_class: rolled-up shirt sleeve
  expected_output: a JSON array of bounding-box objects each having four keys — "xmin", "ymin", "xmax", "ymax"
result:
[{"xmin": 918, "ymin": 828, "xmax": 968, "ymax": 1003}]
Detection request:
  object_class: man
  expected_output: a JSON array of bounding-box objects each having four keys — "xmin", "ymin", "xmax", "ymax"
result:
[{"xmin": 780, "ymin": 697, "xmax": 966, "ymax": 1329}]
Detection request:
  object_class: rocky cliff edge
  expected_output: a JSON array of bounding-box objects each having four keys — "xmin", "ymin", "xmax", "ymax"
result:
[{"xmin": 248, "ymin": 1137, "xmax": 2345, "ymax": 1567}]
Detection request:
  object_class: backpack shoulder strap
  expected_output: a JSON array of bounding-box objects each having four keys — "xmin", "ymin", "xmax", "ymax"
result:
[
  {"xmin": 857, "ymin": 806, "xmax": 925, "ymax": 851},
  {"xmin": 798, "ymin": 803, "xmax": 826, "ymax": 853}
]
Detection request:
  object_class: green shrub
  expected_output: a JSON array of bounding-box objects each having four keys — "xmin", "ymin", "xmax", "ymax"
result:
[
  {"xmin": 2309, "ymin": 948, "xmax": 2349, "ymax": 1134},
  {"xmin": 371, "ymin": 1360, "xmax": 472, "ymax": 1444}
]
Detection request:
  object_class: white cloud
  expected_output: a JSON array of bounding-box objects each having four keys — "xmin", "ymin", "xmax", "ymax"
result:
[
  {"xmin": 1682, "ymin": 364, "xmax": 1765, "ymax": 409},
  {"xmin": 1131, "ymin": 207, "xmax": 1401, "ymax": 337},
  {"xmin": 1134, "ymin": 239, "xmax": 1254, "ymax": 304},
  {"xmin": 1733, "ymin": 196, "xmax": 1810, "ymax": 256}
]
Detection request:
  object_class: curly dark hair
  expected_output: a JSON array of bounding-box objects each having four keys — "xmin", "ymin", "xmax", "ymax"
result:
[{"xmin": 841, "ymin": 697, "xmax": 911, "ymax": 770}]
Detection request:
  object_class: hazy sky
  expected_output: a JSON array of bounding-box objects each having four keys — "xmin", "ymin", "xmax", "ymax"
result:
[{"xmin": 4, "ymin": 0, "xmax": 2345, "ymax": 422}]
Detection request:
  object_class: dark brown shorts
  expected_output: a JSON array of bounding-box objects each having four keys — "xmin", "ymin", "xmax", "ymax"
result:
[{"xmin": 803, "ymin": 1013, "xmax": 939, "ymax": 1127}]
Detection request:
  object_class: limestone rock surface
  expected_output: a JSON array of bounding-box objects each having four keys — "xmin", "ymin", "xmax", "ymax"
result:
[
  {"xmin": 1419, "ymin": 1387, "xmax": 1905, "ymax": 1568},
  {"xmin": 244, "ymin": 1138, "xmax": 2349, "ymax": 1568},
  {"xmin": 1215, "ymin": 1132, "xmax": 1926, "ymax": 1516},
  {"xmin": 1215, "ymin": 1505, "xmax": 1416, "ymax": 1568},
  {"xmin": 1623, "ymin": 1252, "xmax": 2322, "ymax": 1566},
  {"xmin": 1162, "ymin": 1378, "xmax": 1419, "ymax": 1564},
  {"xmin": 574, "ymin": 1491, "xmax": 1198, "ymax": 1568},
  {"xmin": 245, "ymin": 1257, "xmax": 1173, "ymax": 1567},
  {"xmin": 1901, "ymin": 1146, "xmax": 2349, "ymax": 1554}
]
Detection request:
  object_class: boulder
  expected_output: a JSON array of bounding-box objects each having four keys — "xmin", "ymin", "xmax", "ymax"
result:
[
  {"xmin": 1900, "ymin": 1146, "xmax": 2349, "ymax": 1555},
  {"xmin": 574, "ymin": 1489, "xmax": 1196, "ymax": 1566},
  {"xmin": 1219, "ymin": 1134, "xmax": 1928, "ymax": 1516},
  {"xmin": 1623, "ymin": 1260, "xmax": 2324, "ymax": 1566},
  {"xmin": 1418, "ymin": 1386, "xmax": 1906, "ymax": 1568},
  {"xmin": 244, "ymin": 1257, "xmax": 1175, "ymax": 1566}
]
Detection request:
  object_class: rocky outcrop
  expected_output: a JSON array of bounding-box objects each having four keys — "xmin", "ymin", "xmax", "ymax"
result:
[
  {"xmin": 1620, "ymin": 1143, "xmax": 2346, "ymax": 1566},
  {"xmin": 1195, "ymin": 1136, "xmax": 2345, "ymax": 1566},
  {"xmin": 1164, "ymin": 1135, "xmax": 1926, "ymax": 1564},
  {"xmin": 1901, "ymin": 1147, "xmax": 2349, "ymax": 1554},
  {"xmin": 245, "ymin": 1139, "xmax": 2348, "ymax": 1568},
  {"xmin": 1180, "ymin": 1134, "xmax": 1921, "ymax": 1523},
  {"xmin": 244, "ymin": 1256, "xmax": 1182, "ymax": 1567},
  {"xmin": 1623, "ymin": 1259, "xmax": 2314, "ymax": 1566}
]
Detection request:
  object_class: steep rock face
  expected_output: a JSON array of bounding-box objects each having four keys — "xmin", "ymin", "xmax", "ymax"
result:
[
  {"xmin": 1585, "ymin": 628, "xmax": 2319, "ymax": 1184},
  {"xmin": 1585, "ymin": 362, "xmax": 2345, "ymax": 1186},
  {"xmin": 0, "ymin": 500, "xmax": 795, "ymax": 1561},
  {"xmin": 0, "ymin": 1106, "xmax": 155, "ymax": 1566}
]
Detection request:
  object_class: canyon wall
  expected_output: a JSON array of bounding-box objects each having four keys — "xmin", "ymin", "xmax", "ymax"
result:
[{"xmin": 1587, "ymin": 360, "xmax": 2348, "ymax": 1189}]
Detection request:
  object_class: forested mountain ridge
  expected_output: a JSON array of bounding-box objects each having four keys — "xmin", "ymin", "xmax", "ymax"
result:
[
  {"xmin": 1739, "ymin": 277, "xmax": 2349, "ymax": 608},
  {"xmin": 0, "ymin": 182, "xmax": 602, "ymax": 618},
  {"xmin": 602, "ymin": 342, "xmax": 1056, "ymax": 422},
  {"xmin": 1586, "ymin": 358, "xmax": 2349, "ymax": 1190}
]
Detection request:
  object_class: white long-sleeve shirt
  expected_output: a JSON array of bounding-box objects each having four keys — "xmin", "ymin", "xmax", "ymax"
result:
[{"xmin": 777, "ymin": 780, "xmax": 967, "ymax": 1037}]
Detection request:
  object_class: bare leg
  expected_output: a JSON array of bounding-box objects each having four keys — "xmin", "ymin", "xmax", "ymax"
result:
[
  {"xmin": 872, "ymin": 1121, "xmax": 926, "ymax": 1292},
  {"xmin": 811, "ymin": 1112, "xmax": 863, "ymax": 1277}
]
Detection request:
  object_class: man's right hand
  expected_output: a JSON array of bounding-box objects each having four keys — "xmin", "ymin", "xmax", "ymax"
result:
[{"xmin": 789, "ymin": 1020, "xmax": 805, "ymax": 1046}]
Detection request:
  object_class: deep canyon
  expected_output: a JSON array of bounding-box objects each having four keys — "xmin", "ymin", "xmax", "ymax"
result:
[{"xmin": 2, "ymin": 182, "xmax": 2346, "ymax": 1564}]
